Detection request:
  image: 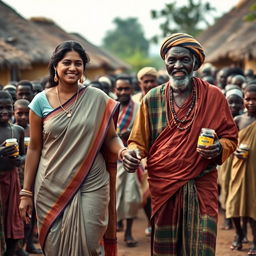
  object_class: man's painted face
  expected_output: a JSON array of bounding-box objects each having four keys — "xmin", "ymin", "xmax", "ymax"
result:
[{"xmin": 165, "ymin": 46, "xmax": 195, "ymax": 91}]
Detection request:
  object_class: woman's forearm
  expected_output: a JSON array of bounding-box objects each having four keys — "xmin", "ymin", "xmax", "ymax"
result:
[
  {"xmin": 23, "ymin": 148, "xmax": 41, "ymax": 191},
  {"xmin": 106, "ymin": 135, "xmax": 124, "ymax": 155},
  {"xmin": 104, "ymin": 120, "xmax": 125, "ymax": 156}
]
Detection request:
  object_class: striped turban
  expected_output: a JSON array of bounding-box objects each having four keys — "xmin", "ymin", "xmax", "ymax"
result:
[{"xmin": 160, "ymin": 33, "xmax": 205, "ymax": 70}]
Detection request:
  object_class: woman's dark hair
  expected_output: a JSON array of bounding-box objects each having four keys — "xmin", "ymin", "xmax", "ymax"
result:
[{"xmin": 48, "ymin": 41, "xmax": 90, "ymax": 87}]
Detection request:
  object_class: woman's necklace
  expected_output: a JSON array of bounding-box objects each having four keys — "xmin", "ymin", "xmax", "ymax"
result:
[{"xmin": 56, "ymin": 85, "xmax": 80, "ymax": 118}]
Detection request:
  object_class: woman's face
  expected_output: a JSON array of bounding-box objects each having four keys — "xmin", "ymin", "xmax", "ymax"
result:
[{"xmin": 56, "ymin": 50, "xmax": 84, "ymax": 85}]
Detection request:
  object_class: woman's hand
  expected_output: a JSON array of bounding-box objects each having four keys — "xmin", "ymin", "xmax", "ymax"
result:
[
  {"xmin": 19, "ymin": 197, "xmax": 33, "ymax": 224},
  {"xmin": 122, "ymin": 149, "xmax": 141, "ymax": 173}
]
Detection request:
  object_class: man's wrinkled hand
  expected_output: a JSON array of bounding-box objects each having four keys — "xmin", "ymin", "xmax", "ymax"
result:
[
  {"xmin": 197, "ymin": 140, "xmax": 222, "ymax": 159},
  {"xmin": 122, "ymin": 149, "xmax": 141, "ymax": 173}
]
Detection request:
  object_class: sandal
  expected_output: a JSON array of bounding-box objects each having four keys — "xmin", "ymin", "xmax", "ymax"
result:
[
  {"xmin": 248, "ymin": 249, "xmax": 256, "ymax": 255},
  {"xmin": 124, "ymin": 235, "xmax": 138, "ymax": 247},
  {"xmin": 125, "ymin": 238, "xmax": 138, "ymax": 248},
  {"xmin": 248, "ymin": 244, "xmax": 256, "ymax": 255},
  {"xmin": 230, "ymin": 237, "xmax": 243, "ymax": 250}
]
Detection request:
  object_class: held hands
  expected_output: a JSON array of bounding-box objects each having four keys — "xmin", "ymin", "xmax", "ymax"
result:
[
  {"xmin": 122, "ymin": 149, "xmax": 141, "ymax": 173},
  {"xmin": 197, "ymin": 139, "xmax": 222, "ymax": 160}
]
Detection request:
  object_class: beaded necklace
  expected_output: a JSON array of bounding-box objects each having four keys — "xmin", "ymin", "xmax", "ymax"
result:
[{"xmin": 166, "ymin": 82, "xmax": 198, "ymax": 131}]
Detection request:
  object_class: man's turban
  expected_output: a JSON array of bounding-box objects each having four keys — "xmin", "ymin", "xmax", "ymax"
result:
[
  {"xmin": 160, "ymin": 33, "xmax": 205, "ymax": 70},
  {"xmin": 137, "ymin": 67, "xmax": 158, "ymax": 81}
]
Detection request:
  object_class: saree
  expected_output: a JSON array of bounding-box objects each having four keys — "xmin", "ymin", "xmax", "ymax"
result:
[
  {"xmin": 34, "ymin": 86, "xmax": 119, "ymax": 255},
  {"xmin": 129, "ymin": 78, "xmax": 238, "ymax": 255},
  {"xmin": 226, "ymin": 120, "xmax": 256, "ymax": 220}
]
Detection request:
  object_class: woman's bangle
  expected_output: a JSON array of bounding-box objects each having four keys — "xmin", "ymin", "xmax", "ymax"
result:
[
  {"xmin": 20, "ymin": 195, "xmax": 33, "ymax": 200},
  {"xmin": 118, "ymin": 147, "xmax": 127, "ymax": 161},
  {"xmin": 19, "ymin": 189, "xmax": 33, "ymax": 197}
]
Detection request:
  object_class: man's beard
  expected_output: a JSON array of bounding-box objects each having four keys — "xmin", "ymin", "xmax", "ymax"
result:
[{"xmin": 169, "ymin": 73, "xmax": 193, "ymax": 91}]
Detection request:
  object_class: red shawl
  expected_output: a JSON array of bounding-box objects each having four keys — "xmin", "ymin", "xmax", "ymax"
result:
[{"xmin": 147, "ymin": 78, "xmax": 237, "ymax": 217}]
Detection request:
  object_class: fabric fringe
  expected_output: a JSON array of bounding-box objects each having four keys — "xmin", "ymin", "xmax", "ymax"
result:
[{"xmin": 104, "ymin": 238, "xmax": 117, "ymax": 256}]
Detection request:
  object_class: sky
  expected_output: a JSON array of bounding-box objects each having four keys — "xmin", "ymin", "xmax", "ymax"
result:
[{"xmin": 3, "ymin": 0, "xmax": 237, "ymax": 47}]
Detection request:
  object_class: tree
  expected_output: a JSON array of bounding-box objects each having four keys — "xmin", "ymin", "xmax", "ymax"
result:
[
  {"xmin": 102, "ymin": 17, "xmax": 149, "ymax": 60},
  {"xmin": 151, "ymin": 0, "xmax": 215, "ymax": 43},
  {"xmin": 244, "ymin": 3, "xmax": 256, "ymax": 22}
]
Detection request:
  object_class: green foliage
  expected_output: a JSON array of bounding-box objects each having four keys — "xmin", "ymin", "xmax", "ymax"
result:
[
  {"xmin": 151, "ymin": 0, "xmax": 215, "ymax": 43},
  {"xmin": 123, "ymin": 50, "xmax": 163, "ymax": 72},
  {"xmin": 244, "ymin": 4, "xmax": 256, "ymax": 22},
  {"xmin": 102, "ymin": 17, "xmax": 149, "ymax": 59}
]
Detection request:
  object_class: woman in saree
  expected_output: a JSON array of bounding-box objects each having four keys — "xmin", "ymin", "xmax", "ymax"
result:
[{"xmin": 19, "ymin": 41, "xmax": 126, "ymax": 255}]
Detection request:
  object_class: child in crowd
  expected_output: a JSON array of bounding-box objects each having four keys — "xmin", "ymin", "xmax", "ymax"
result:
[
  {"xmin": 226, "ymin": 83, "xmax": 256, "ymax": 255},
  {"xmin": 14, "ymin": 99, "xmax": 30, "ymax": 137},
  {"xmin": 13, "ymin": 99, "xmax": 42, "ymax": 255},
  {"xmin": 0, "ymin": 91, "xmax": 25, "ymax": 256},
  {"xmin": 219, "ymin": 89, "xmax": 243, "ymax": 230},
  {"xmin": 16, "ymin": 81, "xmax": 34, "ymax": 102}
]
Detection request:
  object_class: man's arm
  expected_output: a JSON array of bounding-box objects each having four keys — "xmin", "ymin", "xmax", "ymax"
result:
[{"xmin": 128, "ymin": 100, "xmax": 150, "ymax": 159}]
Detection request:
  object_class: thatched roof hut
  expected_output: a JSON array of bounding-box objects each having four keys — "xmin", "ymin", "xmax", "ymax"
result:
[
  {"xmin": 0, "ymin": 39, "xmax": 31, "ymax": 69},
  {"xmin": 0, "ymin": 0, "xmax": 130, "ymax": 82},
  {"xmin": 70, "ymin": 32, "xmax": 130, "ymax": 72},
  {"xmin": 198, "ymin": 0, "xmax": 256, "ymax": 71},
  {"xmin": 0, "ymin": 1, "xmax": 53, "ymax": 64},
  {"xmin": 30, "ymin": 17, "xmax": 130, "ymax": 72}
]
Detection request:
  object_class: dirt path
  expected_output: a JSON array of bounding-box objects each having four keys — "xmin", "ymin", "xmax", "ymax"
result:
[
  {"xmin": 31, "ymin": 209, "xmax": 252, "ymax": 255},
  {"xmin": 117, "ymin": 209, "xmax": 252, "ymax": 256}
]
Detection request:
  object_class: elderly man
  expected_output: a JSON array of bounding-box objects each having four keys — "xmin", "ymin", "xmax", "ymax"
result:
[
  {"xmin": 132, "ymin": 67, "xmax": 158, "ymax": 104},
  {"xmin": 120, "ymin": 33, "xmax": 238, "ymax": 255}
]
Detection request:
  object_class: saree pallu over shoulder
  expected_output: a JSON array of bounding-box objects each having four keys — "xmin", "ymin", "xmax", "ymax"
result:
[{"xmin": 34, "ymin": 86, "xmax": 119, "ymax": 253}]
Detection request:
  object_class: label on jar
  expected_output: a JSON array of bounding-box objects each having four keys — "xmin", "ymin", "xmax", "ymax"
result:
[{"xmin": 197, "ymin": 136, "xmax": 214, "ymax": 147}]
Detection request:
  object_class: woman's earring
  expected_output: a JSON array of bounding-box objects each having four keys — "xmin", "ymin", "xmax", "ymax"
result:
[
  {"xmin": 54, "ymin": 69, "xmax": 58, "ymax": 83},
  {"xmin": 79, "ymin": 75, "xmax": 85, "ymax": 84}
]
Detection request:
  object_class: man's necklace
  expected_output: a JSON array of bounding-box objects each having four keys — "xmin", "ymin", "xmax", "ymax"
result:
[
  {"xmin": 166, "ymin": 82, "xmax": 198, "ymax": 131},
  {"xmin": 56, "ymin": 86, "xmax": 80, "ymax": 118}
]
